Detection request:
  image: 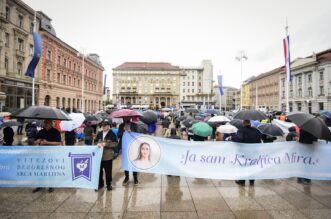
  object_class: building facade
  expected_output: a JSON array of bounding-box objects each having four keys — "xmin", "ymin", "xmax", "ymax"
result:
[
  {"xmin": 112, "ymin": 62, "xmax": 182, "ymax": 109},
  {"xmin": 37, "ymin": 12, "xmax": 104, "ymax": 113},
  {"xmin": 279, "ymin": 49, "xmax": 331, "ymax": 113},
  {"xmin": 0, "ymin": 0, "xmax": 40, "ymax": 111},
  {"xmin": 248, "ymin": 67, "xmax": 282, "ymax": 111},
  {"xmin": 213, "ymin": 85, "xmax": 238, "ymax": 111},
  {"xmin": 180, "ymin": 60, "xmax": 214, "ymax": 108}
]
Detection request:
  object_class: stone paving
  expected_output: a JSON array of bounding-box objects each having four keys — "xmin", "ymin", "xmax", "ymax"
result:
[{"xmin": 1, "ymin": 156, "xmax": 331, "ymax": 219}]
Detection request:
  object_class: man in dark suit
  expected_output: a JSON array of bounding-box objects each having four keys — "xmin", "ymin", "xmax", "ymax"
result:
[
  {"xmin": 94, "ymin": 119, "xmax": 118, "ymax": 191},
  {"xmin": 232, "ymin": 120, "xmax": 262, "ymax": 186}
]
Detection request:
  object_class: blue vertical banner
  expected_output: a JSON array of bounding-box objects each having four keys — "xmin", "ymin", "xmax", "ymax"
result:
[
  {"xmin": 217, "ymin": 75, "xmax": 224, "ymax": 96},
  {"xmin": 0, "ymin": 146, "xmax": 102, "ymax": 189},
  {"xmin": 25, "ymin": 32, "xmax": 43, "ymax": 78}
]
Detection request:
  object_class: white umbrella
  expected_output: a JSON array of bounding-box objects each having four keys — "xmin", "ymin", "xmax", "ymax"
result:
[
  {"xmin": 208, "ymin": 116, "xmax": 231, "ymax": 123},
  {"xmin": 271, "ymin": 119, "xmax": 296, "ymax": 134},
  {"xmin": 217, "ymin": 124, "xmax": 238, "ymax": 134},
  {"xmin": 60, "ymin": 113, "xmax": 85, "ymax": 131}
]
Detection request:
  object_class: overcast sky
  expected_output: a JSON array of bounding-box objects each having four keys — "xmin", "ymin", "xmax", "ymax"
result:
[{"xmin": 24, "ymin": 0, "xmax": 331, "ymax": 91}]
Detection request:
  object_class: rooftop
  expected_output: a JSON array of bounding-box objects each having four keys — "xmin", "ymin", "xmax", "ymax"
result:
[{"xmin": 113, "ymin": 62, "xmax": 180, "ymax": 71}]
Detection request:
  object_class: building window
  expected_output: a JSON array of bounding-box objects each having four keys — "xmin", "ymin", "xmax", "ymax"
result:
[
  {"xmin": 47, "ymin": 50, "xmax": 51, "ymax": 60},
  {"xmin": 297, "ymin": 102, "xmax": 302, "ymax": 111},
  {"xmin": 18, "ymin": 38, "xmax": 24, "ymax": 52},
  {"xmin": 46, "ymin": 69, "xmax": 51, "ymax": 81},
  {"xmin": 78, "ymin": 79, "xmax": 80, "ymax": 88},
  {"xmin": 192, "ymin": 82, "xmax": 194, "ymax": 86},
  {"xmin": 290, "ymin": 90, "xmax": 293, "ymax": 98},
  {"xmin": 74, "ymin": 78, "xmax": 76, "ymax": 87},
  {"xmin": 298, "ymin": 88, "xmax": 302, "ymax": 97},
  {"xmin": 57, "ymin": 56, "xmax": 61, "ymax": 65},
  {"xmin": 183, "ymin": 82, "xmax": 185, "ymax": 86},
  {"xmin": 5, "ymin": 33, "xmax": 9, "ymax": 47},
  {"xmin": 319, "ymin": 71, "xmax": 324, "ymax": 81},
  {"xmin": 320, "ymin": 86, "xmax": 324, "ymax": 95},
  {"xmin": 63, "ymin": 75, "xmax": 66, "ymax": 84},
  {"xmin": 281, "ymin": 79, "xmax": 285, "ymax": 87},
  {"xmin": 57, "ymin": 73, "xmax": 61, "ymax": 83},
  {"xmin": 64, "ymin": 59, "xmax": 67, "ymax": 67},
  {"xmin": 30, "ymin": 22, "xmax": 34, "ymax": 33},
  {"xmin": 198, "ymin": 82, "xmax": 201, "ymax": 86},
  {"xmin": 69, "ymin": 76, "xmax": 71, "ymax": 85},
  {"xmin": 282, "ymin": 91, "xmax": 285, "ymax": 98},
  {"xmin": 183, "ymin": 89, "xmax": 185, "ymax": 93},
  {"xmin": 17, "ymin": 62, "xmax": 23, "ymax": 74},
  {"xmin": 308, "ymin": 74, "xmax": 312, "ymax": 83},
  {"xmin": 319, "ymin": 102, "xmax": 324, "ymax": 111},
  {"xmin": 192, "ymin": 89, "xmax": 194, "ymax": 93},
  {"xmin": 74, "ymin": 64, "xmax": 76, "ymax": 71},
  {"xmin": 187, "ymin": 82, "xmax": 190, "ymax": 86},
  {"xmin": 289, "ymin": 102, "xmax": 293, "ymax": 112},
  {"xmin": 298, "ymin": 76, "xmax": 302, "ymax": 84},
  {"xmin": 5, "ymin": 6, "xmax": 10, "ymax": 21},
  {"xmin": 198, "ymin": 89, "xmax": 201, "ymax": 93},
  {"xmin": 29, "ymin": 44, "xmax": 33, "ymax": 56},
  {"xmin": 69, "ymin": 61, "xmax": 71, "ymax": 69},
  {"xmin": 18, "ymin": 14, "xmax": 24, "ymax": 28},
  {"xmin": 5, "ymin": 57, "xmax": 9, "ymax": 72},
  {"xmin": 308, "ymin": 87, "xmax": 312, "ymax": 97}
]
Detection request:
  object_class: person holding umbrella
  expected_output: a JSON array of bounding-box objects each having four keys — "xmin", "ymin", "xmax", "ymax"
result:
[
  {"xmin": 232, "ymin": 120, "xmax": 261, "ymax": 186},
  {"xmin": 94, "ymin": 119, "xmax": 118, "ymax": 191},
  {"xmin": 33, "ymin": 119, "xmax": 62, "ymax": 193}
]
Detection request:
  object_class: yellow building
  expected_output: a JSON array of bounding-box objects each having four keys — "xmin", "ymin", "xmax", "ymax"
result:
[
  {"xmin": 242, "ymin": 83, "xmax": 251, "ymax": 109},
  {"xmin": 112, "ymin": 62, "xmax": 183, "ymax": 109}
]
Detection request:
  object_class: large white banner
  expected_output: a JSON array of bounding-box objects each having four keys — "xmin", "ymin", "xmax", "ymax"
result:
[{"xmin": 122, "ymin": 132, "xmax": 331, "ymax": 180}]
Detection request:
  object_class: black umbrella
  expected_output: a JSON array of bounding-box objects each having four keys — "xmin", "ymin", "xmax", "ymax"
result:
[
  {"xmin": 205, "ymin": 109, "xmax": 221, "ymax": 115},
  {"xmin": 233, "ymin": 110, "xmax": 267, "ymax": 120},
  {"xmin": 0, "ymin": 121, "xmax": 22, "ymax": 128},
  {"xmin": 182, "ymin": 118, "xmax": 194, "ymax": 127},
  {"xmin": 176, "ymin": 116, "xmax": 187, "ymax": 122},
  {"xmin": 140, "ymin": 110, "xmax": 157, "ymax": 124},
  {"xmin": 185, "ymin": 108, "xmax": 199, "ymax": 114},
  {"xmin": 11, "ymin": 106, "xmax": 71, "ymax": 121},
  {"xmin": 229, "ymin": 119, "xmax": 243, "ymax": 129},
  {"xmin": 287, "ymin": 112, "xmax": 331, "ymax": 140},
  {"xmin": 257, "ymin": 123, "xmax": 284, "ymax": 137},
  {"xmin": 134, "ymin": 121, "xmax": 149, "ymax": 134},
  {"xmin": 84, "ymin": 114, "xmax": 99, "ymax": 122}
]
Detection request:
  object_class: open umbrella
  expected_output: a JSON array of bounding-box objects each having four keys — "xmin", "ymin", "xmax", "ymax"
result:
[
  {"xmin": 11, "ymin": 106, "xmax": 71, "ymax": 121},
  {"xmin": 185, "ymin": 108, "xmax": 199, "ymax": 114},
  {"xmin": 205, "ymin": 109, "xmax": 221, "ymax": 115},
  {"xmin": 320, "ymin": 111, "xmax": 331, "ymax": 119},
  {"xmin": 228, "ymin": 119, "xmax": 243, "ymax": 129},
  {"xmin": 208, "ymin": 116, "xmax": 230, "ymax": 123},
  {"xmin": 176, "ymin": 116, "xmax": 187, "ymax": 122},
  {"xmin": 134, "ymin": 121, "xmax": 149, "ymax": 134},
  {"xmin": 140, "ymin": 110, "xmax": 157, "ymax": 124},
  {"xmin": 287, "ymin": 112, "xmax": 331, "ymax": 140},
  {"xmin": 233, "ymin": 110, "xmax": 267, "ymax": 120},
  {"xmin": 192, "ymin": 122, "xmax": 213, "ymax": 137},
  {"xmin": 251, "ymin": 120, "xmax": 261, "ymax": 127},
  {"xmin": 0, "ymin": 120, "xmax": 22, "ymax": 128},
  {"xmin": 84, "ymin": 114, "xmax": 99, "ymax": 122},
  {"xmin": 257, "ymin": 123, "xmax": 284, "ymax": 137},
  {"xmin": 60, "ymin": 113, "xmax": 85, "ymax": 131},
  {"xmin": 109, "ymin": 109, "xmax": 143, "ymax": 118},
  {"xmin": 216, "ymin": 124, "xmax": 238, "ymax": 134}
]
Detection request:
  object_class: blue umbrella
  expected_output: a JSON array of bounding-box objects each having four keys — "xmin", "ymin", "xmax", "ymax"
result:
[{"xmin": 320, "ymin": 111, "xmax": 331, "ymax": 119}]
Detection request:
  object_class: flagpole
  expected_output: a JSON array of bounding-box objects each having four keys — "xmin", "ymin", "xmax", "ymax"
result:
[
  {"xmin": 32, "ymin": 12, "xmax": 37, "ymax": 106},
  {"xmin": 285, "ymin": 19, "xmax": 289, "ymax": 113}
]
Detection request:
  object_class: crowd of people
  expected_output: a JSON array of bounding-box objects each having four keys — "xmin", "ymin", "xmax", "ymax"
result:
[{"xmin": 0, "ymin": 108, "xmax": 329, "ymax": 192}]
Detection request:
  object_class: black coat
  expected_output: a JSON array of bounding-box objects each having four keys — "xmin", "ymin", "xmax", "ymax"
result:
[
  {"xmin": 94, "ymin": 129, "xmax": 118, "ymax": 160},
  {"xmin": 3, "ymin": 127, "xmax": 14, "ymax": 146},
  {"xmin": 232, "ymin": 126, "xmax": 262, "ymax": 143}
]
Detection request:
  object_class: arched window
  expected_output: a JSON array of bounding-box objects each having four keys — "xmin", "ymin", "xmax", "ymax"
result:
[{"xmin": 44, "ymin": 95, "xmax": 50, "ymax": 106}]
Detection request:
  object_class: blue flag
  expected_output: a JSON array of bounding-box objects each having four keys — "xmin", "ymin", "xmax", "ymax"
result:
[
  {"xmin": 25, "ymin": 32, "xmax": 42, "ymax": 78},
  {"xmin": 217, "ymin": 75, "xmax": 224, "ymax": 96},
  {"xmin": 103, "ymin": 74, "xmax": 107, "ymax": 95}
]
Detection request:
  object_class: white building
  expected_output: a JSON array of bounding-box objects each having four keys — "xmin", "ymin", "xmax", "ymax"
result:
[
  {"xmin": 213, "ymin": 85, "xmax": 239, "ymax": 111},
  {"xmin": 280, "ymin": 49, "xmax": 331, "ymax": 113},
  {"xmin": 180, "ymin": 60, "xmax": 214, "ymax": 109}
]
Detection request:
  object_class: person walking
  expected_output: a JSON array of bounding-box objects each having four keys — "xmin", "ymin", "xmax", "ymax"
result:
[
  {"xmin": 94, "ymin": 119, "xmax": 118, "ymax": 191},
  {"xmin": 232, "ymin": 120, "xmax": 262, "ymax": 186},
  {"xmin": 33, "ymin": 120, "xmax": 62, "ymax": 193},
  {"xmin": 17, "ymin": 118, "xmax": 24, "ymax": 135},
  {"xmin": 118, "ymin": 117, "xmax": 139, "ymax": 186}
]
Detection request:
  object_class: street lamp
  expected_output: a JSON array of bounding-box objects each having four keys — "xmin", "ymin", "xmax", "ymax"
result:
[
  {"xmin": 235, "ymin": 50, "xmax": 248, "ymax": 110},
  {"xmin": 77, "ymin": 50, "xmax": 86, "ymax": 113}
]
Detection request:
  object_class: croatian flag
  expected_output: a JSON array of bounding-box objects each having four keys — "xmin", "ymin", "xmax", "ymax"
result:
[
  {"xmin": 283, "ymin": 36, "xmax": 291, "ymax": 81},
  {"xmin": 25, "ymin": 32, "xmax": 42, "ymax": 78},
  {"xmin": 217, "ymin": 75, "xmax": 224, "ymax": 96}
]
